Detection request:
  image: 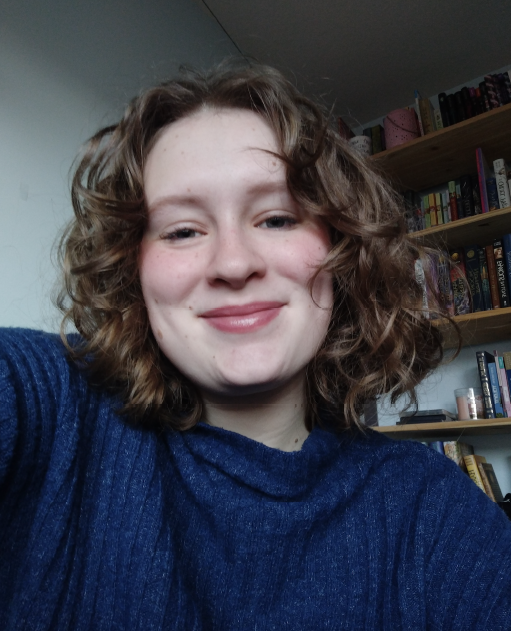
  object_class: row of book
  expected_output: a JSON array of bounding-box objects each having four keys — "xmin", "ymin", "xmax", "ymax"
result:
[
  {"xmin": 426, "ymin": 440, "xmax": 505, "ymax": 503},
  {"xmin": 476, "ymin": 350, "xmax": 511, "ymax": 419},
  {"xmin": 416, "ymin": 72, "xmax": 511, "ymax": 136},
  {"xmin": 405, "ymin": 151, "xmax": 511, "ymax": 234},
  {"xmin": 414, "ymin": 234, "xmax": 511, "ymax": 319}
]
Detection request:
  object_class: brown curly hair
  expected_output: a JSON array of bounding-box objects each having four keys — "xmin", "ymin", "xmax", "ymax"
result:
[{"xmin": 58, "ymin": 59, "xmax": 455, "ymax": 431}]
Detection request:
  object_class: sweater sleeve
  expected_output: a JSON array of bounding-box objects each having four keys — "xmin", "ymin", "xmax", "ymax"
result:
[
  {"xmin": 421, "ymin": 450, "xmax": 511, "ymax": 630},
  {"xmin": 0, "ymin": 328, "xmax": 76, "ymax": 491}
]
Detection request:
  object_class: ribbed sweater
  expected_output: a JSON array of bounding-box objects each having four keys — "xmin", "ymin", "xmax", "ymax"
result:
[{"xmin": 1, "ymin": 328, "xmax": 511, "ymax": 630}]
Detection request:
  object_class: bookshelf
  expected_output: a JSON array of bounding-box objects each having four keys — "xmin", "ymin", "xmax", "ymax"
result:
[
  {"xmin": 372, "ymin": 102, "xmax": 511, "ymax": 191},
  {"xmin": 372, "ymin": 105, "xmax": 511, "ymax": 442},
  {"xmin": 373, "ymin": 418, "xmax": 511, "ymax": 440}
]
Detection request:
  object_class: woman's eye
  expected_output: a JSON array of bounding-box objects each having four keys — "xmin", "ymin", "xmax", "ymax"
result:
[
  {"xmin": 259, "ymin": 216, "xmax": 297, "ymax": 229},
  {"xmin": 162, "ymin": 228, "xmax": 201, "ymax": 241}
]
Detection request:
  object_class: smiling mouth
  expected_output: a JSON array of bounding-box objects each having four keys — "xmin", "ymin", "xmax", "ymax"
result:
[{"xmin": 200, "ymin": 301, "xmax": 284, "ymax": 333}]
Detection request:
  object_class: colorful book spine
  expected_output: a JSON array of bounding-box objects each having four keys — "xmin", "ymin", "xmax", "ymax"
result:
[
  {"xmin": 435, "ymin": 192, "xmax": 443, "ymax": 225},
  {"xmin": 478, "ymin": 247, "xmax": 492, "ymax": 311},
  {"xmin": 463, "ymin": 454, "xmax": 487, "ymax": 493},
  {"xmin": 493, "ymin": 239, "xmax": 510, "ymax": 307},
  {"xmin": 476, "ymin": 351, "xmax": 496, "ymax": 418},
  {"xmin": 429, "ymin": 193, "xmax": 437, "ymax": 226},
  {"xmin": 487, "ymin": 360, "xmax": 505, "ymax": 417},
  {"xmin": 503, "ymin": 352, "xmax": 511, "ymax": 398},
  {"xmin": 464, "ymin": 245, "xmax": 484, "ymax": 312},
  {"xmin": 442, "ymin": 192, "xmax": 450, "ymax": 223},
  {"xmin": 495, "ymin": 352, "xmax": 511, "ymax": 417},
  {"xmin": 486, "ymin": 178, "xmax": 499, "ymax": 211},
  {"xmin": 493, "ymin": 159, "xmax": 511, "ymax": 209},
  {"xmin": 485, "ymin": 244, "xmax": 501, "ymax": 309},
  {"xmin": 449, "ymin": 249, "xmax": 470, "ymax": 315}
]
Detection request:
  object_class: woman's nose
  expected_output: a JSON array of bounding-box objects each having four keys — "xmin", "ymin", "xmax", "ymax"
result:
[{"xmin": 206, "ymin": 227, "xmax": 267, "ymax": 289}]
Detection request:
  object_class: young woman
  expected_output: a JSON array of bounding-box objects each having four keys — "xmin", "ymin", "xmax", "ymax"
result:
[{"xmin": 1, "ymin": 62, "xmax": 510, "ymax": 630}]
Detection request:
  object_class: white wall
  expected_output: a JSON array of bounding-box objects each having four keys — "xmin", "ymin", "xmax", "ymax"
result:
[{"xmin": 0, "ymin": 0, "xmax": 236, "ymax": 330}]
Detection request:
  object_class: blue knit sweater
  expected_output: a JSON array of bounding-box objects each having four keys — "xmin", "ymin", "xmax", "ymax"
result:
[{"xmin": 1, "ymin": 329, "xmax": 511, "ymax": 630}]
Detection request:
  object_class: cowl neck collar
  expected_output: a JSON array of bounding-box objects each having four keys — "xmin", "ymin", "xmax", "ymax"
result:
[{"xmin": 167, "ymin": 422, "xmax": 358, "ymax": 501}]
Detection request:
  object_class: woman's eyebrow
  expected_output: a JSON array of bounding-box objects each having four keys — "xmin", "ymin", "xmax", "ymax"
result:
[{"xmin": 146, "ymin": 194, "xmax": 202, "ymax": 215}]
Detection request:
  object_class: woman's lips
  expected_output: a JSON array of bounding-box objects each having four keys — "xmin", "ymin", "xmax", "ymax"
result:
[{"xmin": 200, "ymin": 302, "xmax": 284, "ymax": 333}]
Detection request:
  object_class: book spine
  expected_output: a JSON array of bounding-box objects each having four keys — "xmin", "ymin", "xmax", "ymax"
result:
[
  {"xmin": 447, "ymin": 93, "xmax": 458, "ymax": 124},
  {"xmin": 476, "ymin": 351, "xmax": 496, "ymax": 418},
  {"xmin": 477, "ymin": 463, "xmax": 496, "ymax": 501},
  {"xmin": 488, "ymin": 360, "xmax": 505, "ymax": 417},
  {"xmin": 485, "ymin": 75, "xmax": 500, "ymax": 109},
  {"xmin": 448, "ymin": 181, "xmax": 458, "ymax": 221},
  {"xmin": 503, "ymin": 351, "xmax": 511, "ymax": 399},
  {"xmin": 502, "ymin": 234, "xmax": 511, "ymax": 296},
  {"xmin": 454, "ymin": 91, "xmax": 466, "ymax": 121},
  {"xmin": 493, "ymin": 239, "xmax": 510, "ymax": 307},
  {"xmin": 414, "ymin": 90, "xmax": 424, "ymax": 136},
  {"xmin": 493, "ymin": 159, "xmax": 511, "ymax": 208},
  {"xmin": 437, "ymin": 92, "xmax": 451, "ymax": 127},
  {"xmin": 423, "ymin": 195, "xmax": 431, "ymax": 229},
  {"xmin": 435, "ymin": 192, "xmax": 443, "ymax": 225},
  {"xmin": 460, "ymin": 175, "xmax": 475, "ymax": 216},
  {"xmin": 433, "ymin": 108, "xmax": 443, "ymax": 130},
  {"xmin": 464, "ymin": 245, "xmax": 484, "ymax": 312},
  {"xmin": 464, "ymin": 455, "xmax": 487, "ymax": 492},
  {"xmin": 478, "ymin": 247, "xmax": 492, "ymax": 311},
  {"xmin": 476, "ymin": 148, "xmax": 489, "ymax": 214},
  {"xmin": 429, "ymin": 193, "xmax": 437, "ymax": 226},
  {"xmin": 437, "ymin": 251, "xmax": 454, "ymax": 315},
  {"xmin": 486, "ymin": 178, "xmax": 499, "ymax": 211},
  {"xmin": 485, "ymin": 244, "xmax": 501, "ymax": 308},
  {"xmin": 496, "ymin": 354, "xmax": 511, "ymax": 417},
  {"xmin": 450, "ymin": 249, "xmax": 470, "ymax": 315},
  {"xmin": 419, "ymin": 98, "xmax": 435, "ymax": 134}
]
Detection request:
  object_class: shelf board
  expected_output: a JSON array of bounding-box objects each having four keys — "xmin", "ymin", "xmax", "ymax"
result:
[
  {"xmin": 372, "ymin": 418, "xmax": 511, "ymax": 439},
  {"xmin": 371, "ymin": 103, "xmax": 511, "ymax": 191},
  {"xmin": 434, "ymin": 307, "xmax": 511, "ymax": 348},
  {"xmin": 409, "ymin": 206, "xmax": 511, "ymax": 249}
]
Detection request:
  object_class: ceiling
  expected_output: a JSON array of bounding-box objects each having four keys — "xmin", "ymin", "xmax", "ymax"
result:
[{"xmin": 204, "ymin": 0, "xmax": 511, "ymax": 128}]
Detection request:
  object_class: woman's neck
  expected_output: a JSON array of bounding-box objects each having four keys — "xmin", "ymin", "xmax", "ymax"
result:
[{"xmin": 201, "ymin": 375, "xmax": 310, "ymax": 452}]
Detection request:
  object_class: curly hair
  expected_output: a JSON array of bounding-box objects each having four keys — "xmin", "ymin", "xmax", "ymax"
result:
[{"xmin": 58, "ymin": 59, "xmax": 455, "ymax": 431}]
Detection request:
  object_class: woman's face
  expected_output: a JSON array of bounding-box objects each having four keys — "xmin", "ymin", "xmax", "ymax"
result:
[{"xmin": 139, "ymin": 108, "xmax": 333, "ymax": 399}]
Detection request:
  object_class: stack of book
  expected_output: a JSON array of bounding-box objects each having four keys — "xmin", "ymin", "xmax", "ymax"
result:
[
  {"xmin": 426, "ymin": 440, "xmax": 505, "ymax": 503},
  {"xmin": 476, "ymin": 350, "xmax": 511, "ymax": 419}
]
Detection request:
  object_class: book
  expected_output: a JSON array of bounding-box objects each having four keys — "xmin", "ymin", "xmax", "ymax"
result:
[
  {"xmin": 479, "ymin": 462, "xmax": 504, "ymax": 502},
  {"xmin": 433, "ymin": 108, "xmax": 443, "ymax": 131},
  {"xmin": 414, "ymin": 90, "xmax": 424, "ymax": 136},
  {"xmin": 449, "ymin": 249, "xmax": 470, "ymax": 315},
  {"xmin": 418, "ymin": 97, "xmax": 435, "ymax": 135},
  {"xmin": 455, "ymin": 182, "xmax": 463, "ymax": 219},
  {"xmin": 435, "ymin": 192, "xmax": 443, "ymax": 225},
  {"xmin": 443, "ymin": 441, "xmax": 474, "ymax": 474},
  {"xmin": 478, "ymin": 247, "xmax": 492, "ymax": 311},
  {"xmin": 477, "ymin": 462, "xmax": 496, "ymax": 501},
  {"xmin": 502, "ymin": 234, "xmax": 511, "ymax": 298},
  {"xmin": 464, "ymin": 454, "xmax": 487, "ymax": 493},
  {"xmin": 447, "ymin": 93, "xmax": 458, "ymax": 124},
  {"xmin": 475, "ymin": 148, "xmax": 492, "ymax": 214},
  {"xmin": 486, "ymin": 178, "xmax": 500, "ymax": 211},
  {"xmin": 437, "ymin": 92, "xmax": 451, "ymax": 127},
  {"xmin": 476, "ymin": 350, "xmax": 496, "ymax": 418},
  {"xmin": 493, "ymin": 239, "xmax": 510, "ymax": 307},
  {"xmin": 485, "ymin": 75, "xmax": 500, "ymax": 109},
  {"xmin": 503, "ymin": 351, "xmax": 511, "ymax": 397},
  {"xmin": 423, "ymin": 195, "xmax": 431, "ymax": 229},
  {"xmin": 428, "ymin": 441, "xmax": 444, "ymax": 454},
  {"xmin": 487, "ymin": 358, "xmax": 505, "ymax": 417},
  {"xmin": 448, "ymin": 181, "xmax": 458, "ymax": 221},
  {"xmin": 493, "ymin": 159, "xmax": 511, "ymax": 209},
  {"xmin": 437, "ymin": 251, "xmax": 454, "ymax": 316},
  {"xmin": 495, "ymin": 352, "xmax": 511, "ymax": 417},
  {"xmin": 464, "ymin": 245, "xmax": 484, "ymax": 312},
  {"xmin": 485, "ymin": 244, "xmax": 501, "ymax": 309},
  {"xmin": 428, "ymin": 193, "xmax": 437, "ymax": 226},
  {"xmin": 459, "ymin": 175, "xmax": 475, "ymax": 216}
]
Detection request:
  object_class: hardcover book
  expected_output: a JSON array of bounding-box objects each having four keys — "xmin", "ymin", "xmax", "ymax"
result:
[
  {"xmin": 479, "ymin": 462, "xmax": 504, "ymax": 502},
  {"xmin": 449, "ymin": 249, "xmax": 470, "ymax": 315},
  {"xmin": 443, "ymin": 441, "xmax": 474, "ymax": 474},
  {"xmin": 493, "ymin": 159, "xmax": 511, "ymax": 209},
  {"xmin": 495, "ymin": 352, "xmax": 511, "ymax": 418},
  {"xmin": 459, "ymin": 175, "xmax": 475, "ymax": 217},
  {"xmin": 478, "ymin": 247, "xmax": 493, "ymax": 311},
  {"xmin": 476, "ymin": 351, "xmax": 496, "ymax": 418},
  {"xmin": 487, "ymin": 359, "xmax": 505, "ymax": 417},
  {"xmin": 493, "ymin": 239, "xmax": 510, "ymax": 307},
  {"xmin": 502, "ymin": 234, "xmax": 511, "ymax": 296},
  {"xmin": 463, "ymin": 454, "xmax": 487, "ymax": 493},
  {"xmin": 475, "ymin": 148, "xmax": 492, "ymax": 214},
  {"xmin": 464, "ymin": 245, "xmax": 484, "ymax": 312},
  {"xmin": 448, "ymin": 181, "xmax": 458, "ymax": 221},
  {"xmin": 477, "ymin": 463, "xmax": 496, "ymax": 501},
  {"xmin": 485, "ymin": 244, "xmax": 502, "ymax": 309}
]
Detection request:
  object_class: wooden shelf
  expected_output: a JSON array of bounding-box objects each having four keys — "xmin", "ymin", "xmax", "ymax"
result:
[
  {"xmin": 371, "ymin": 102, "xmax": 511, "ymax": 191},
  {"xmin": 372, "ymin": 418, "xmax": 511, "ymax": 439},
  {"xmin": 435, "ymin": 306, "xmax": 511, "ymax": 348},
  {"xmin": 409, "ymin": 206, "xmax": 511, "ymax": 249}
]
